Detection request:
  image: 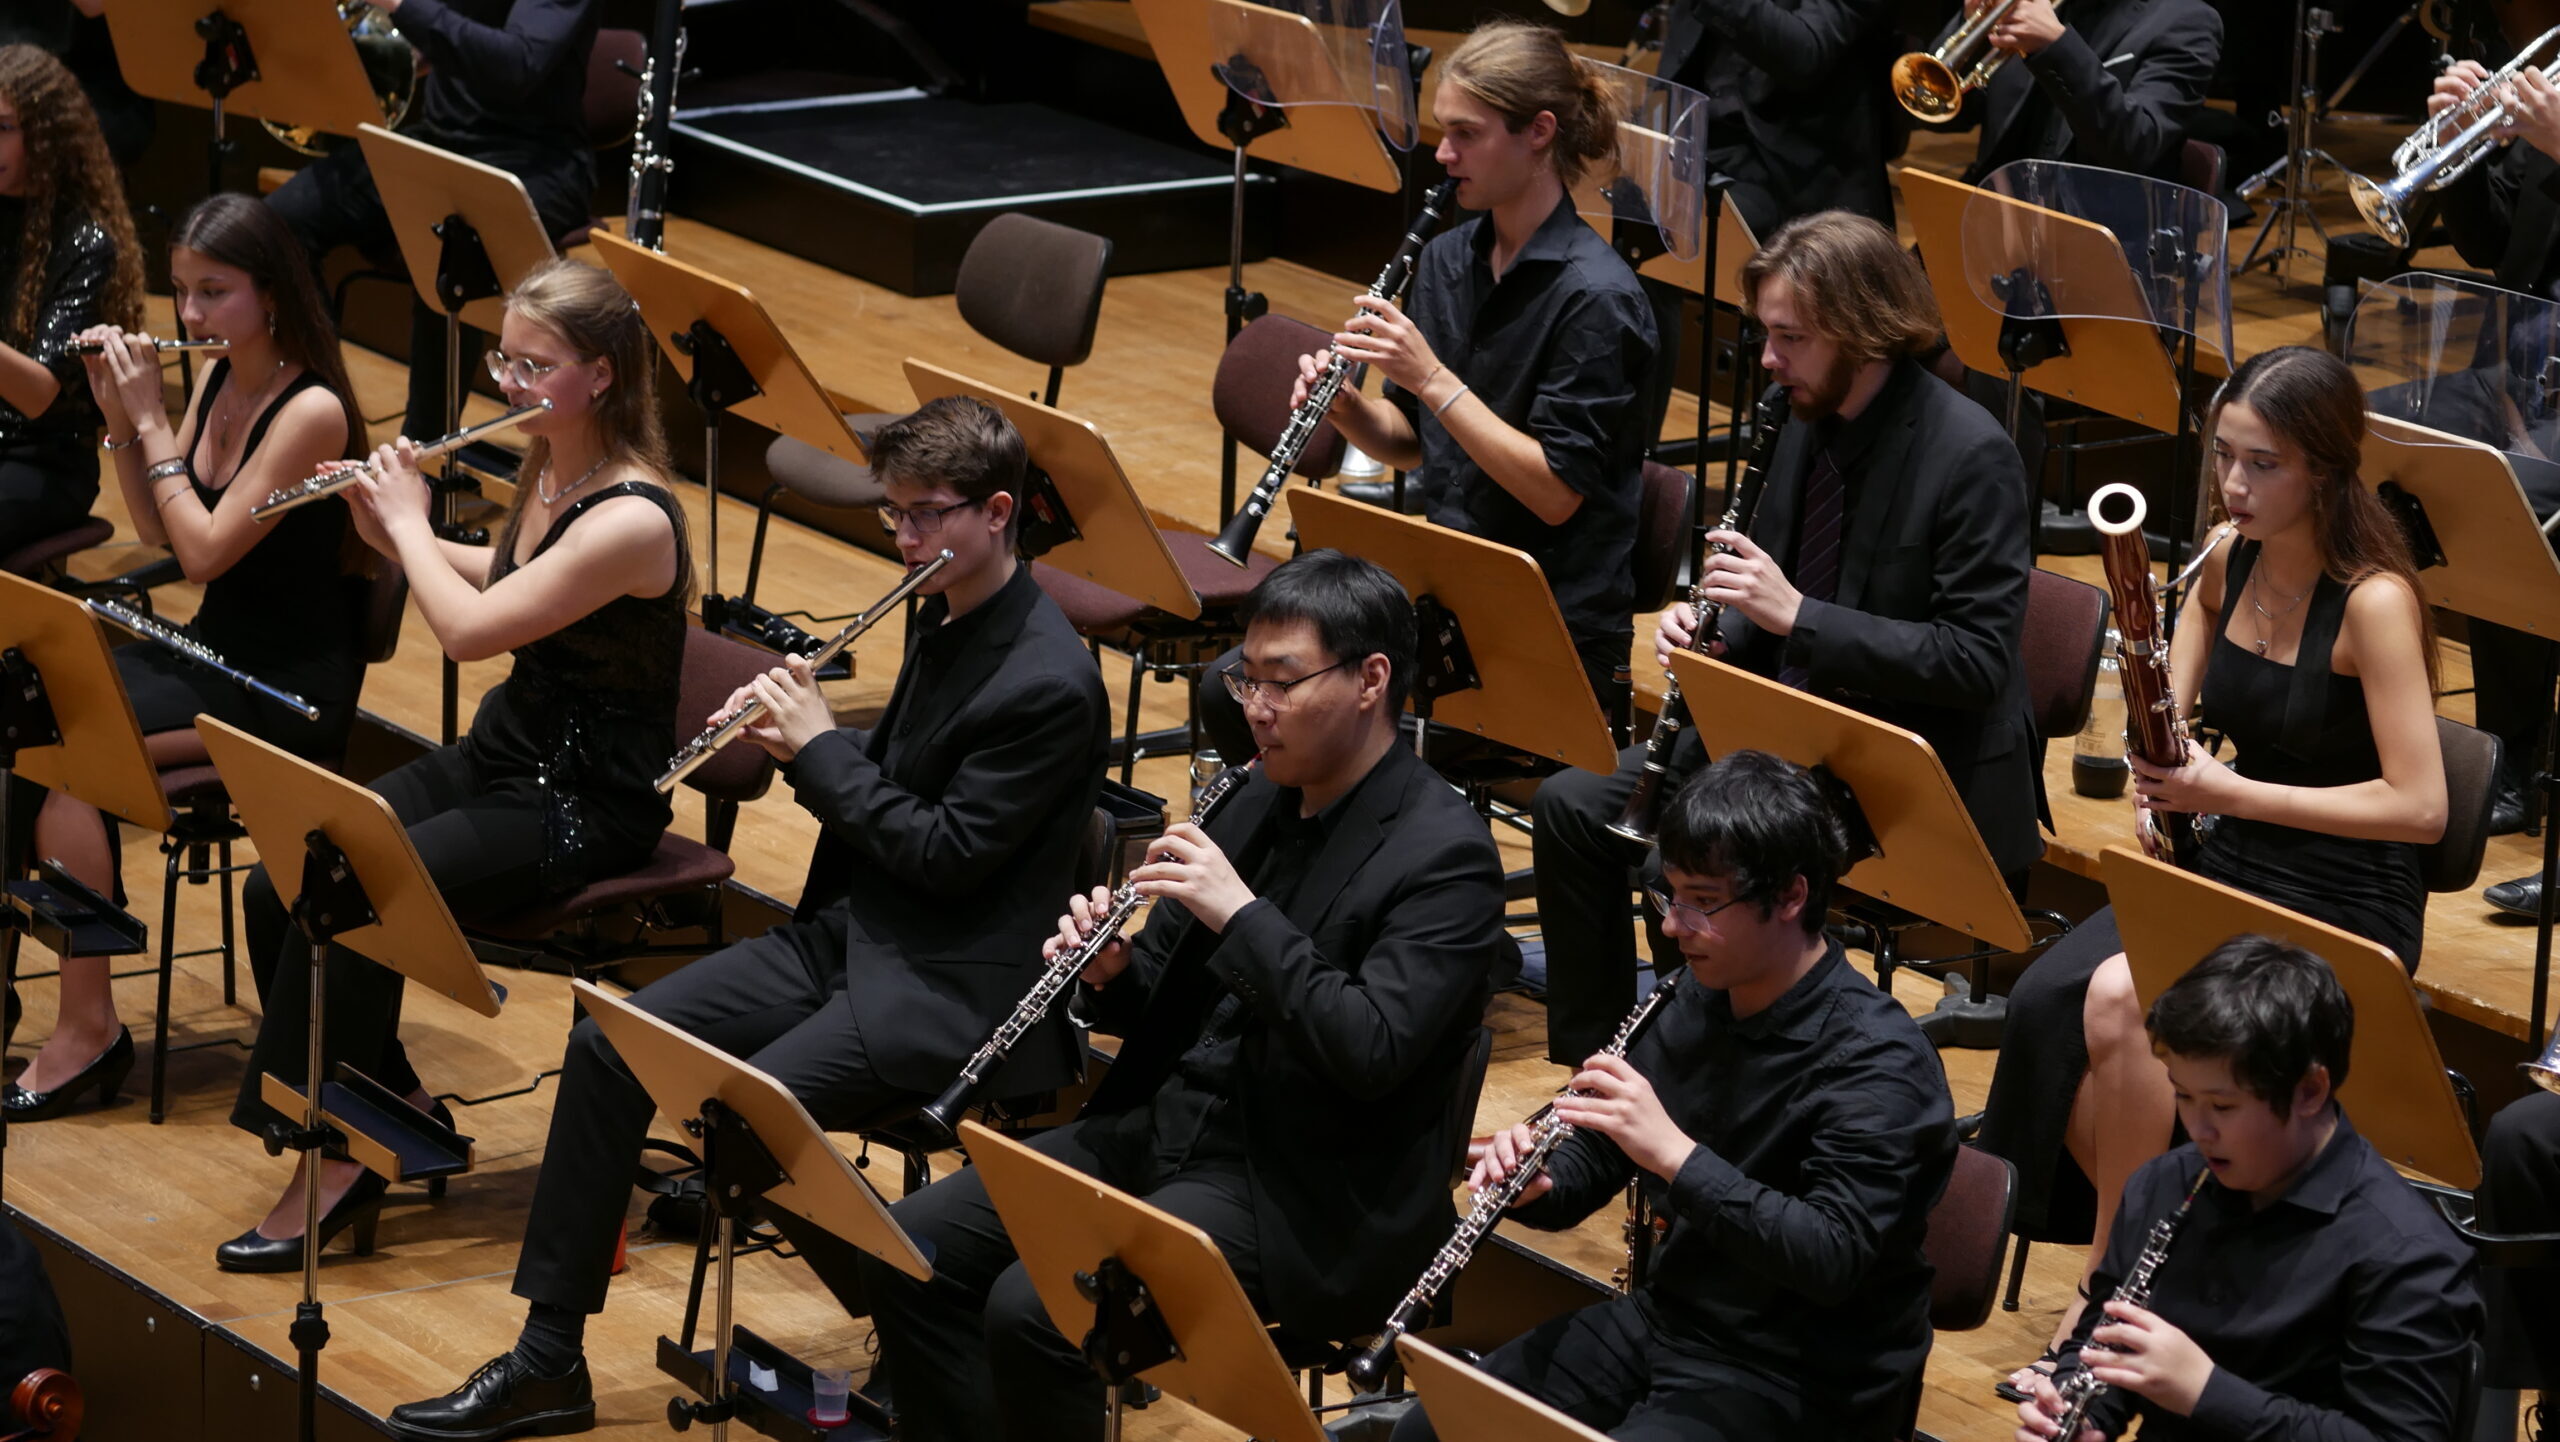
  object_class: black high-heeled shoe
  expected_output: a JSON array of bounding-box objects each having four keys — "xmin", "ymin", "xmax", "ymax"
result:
[
  {"xmin": 2, "ymin": 1027, "xmax": 136, "ymax": 1122},
  {"xmin": 215, "ymin": 1168, "xmax": 389, "ymax": 1273}
]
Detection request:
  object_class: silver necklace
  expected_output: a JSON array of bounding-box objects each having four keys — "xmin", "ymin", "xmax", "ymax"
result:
[
  {"xmin": 537, "ymin": 453, "xmax": 612, "ymax": 505},
  {"xmin": 2247, "ymin": 568, "xmax": 2311, "ymax": 656},
  {"xmin": 210, "ymin": 357, "xmax": 289, "ymax": 456}
]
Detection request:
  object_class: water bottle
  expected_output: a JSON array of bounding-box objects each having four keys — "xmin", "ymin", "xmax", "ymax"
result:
[{"xmin": 2072, "ymin": 627, "xmax": 2130, "ymax": 799}]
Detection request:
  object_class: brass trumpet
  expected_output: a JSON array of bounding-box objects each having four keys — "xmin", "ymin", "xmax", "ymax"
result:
[
  {"xmin": 2349, "ymin": 25, "xmax": 2560, "ymax": 247},
  {"xmin": 1892, "ymin": 0, "xmax": 2066, "ymax": 123}
]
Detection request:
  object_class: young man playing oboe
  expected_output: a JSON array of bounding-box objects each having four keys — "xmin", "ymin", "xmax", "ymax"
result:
[
  {"xmin": 858, "ymin": 550, "xmax": 1506, "ymax": 1442},
  {"xmin": 2013, "ymin": 937, "xmax": 2477, "ymax": 1442},
  {"xmin": 386, "ymin": 397, "xmax": 1110, "ymax": 1442},
  {"xmin": 1397, "ymin": 749, "xmax": 1956, "ymax": 1440}
]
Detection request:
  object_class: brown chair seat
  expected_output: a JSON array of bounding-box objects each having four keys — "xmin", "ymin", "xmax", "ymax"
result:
[
  {"xmin": 3, "ymin": 517, "xmax": 113, "ymax": 579},
  {"xmin": 1166, "ymin": 530, "xmax": 1275, "ymax": 607},
  {"xmin": 473, "ymin": 832, "xmax": 736, "ymax": 942},
  {"xmin": 157, "ymin": 763, "xmax": 229, "ymax": 807},
  {"xmin": 765, "ymin": 422, "xmax": 888, "ymax": 510},
  {"xmin": 1033, "ymin": 561, "xmax": 1149, "ymax": 634}
]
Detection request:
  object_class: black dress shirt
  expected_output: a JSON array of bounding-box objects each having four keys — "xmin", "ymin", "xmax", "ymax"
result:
[
  {"xmin": 1512, "ymin": 942, "xmax": 1957, "ymax": 1436},
  {"xmin": 2444, "ymin": 141, "xmax": 2560, "ymax": 301},
  {"xmin": 1384, "ymin": 192, "xmax": 1654, "ymax": 683},
  {"xmin": 2059, "ymin": 1115, "xmax": 2480, "ymax": 1442},
  {"xmin": 392, "ymin": 0, "xmax": 597, "ymax": 160}
]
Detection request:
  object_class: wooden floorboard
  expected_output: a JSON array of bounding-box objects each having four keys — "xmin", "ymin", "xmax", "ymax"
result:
[{"xmin": 8, "ymin": 122, "xmax": 2539, "ymax": 1442}]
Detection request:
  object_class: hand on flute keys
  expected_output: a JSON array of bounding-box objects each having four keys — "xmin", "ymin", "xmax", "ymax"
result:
[
  {"xmin": 1048, "ymin": 885, "xmax": 1132, "ymax": 988},
  {"xmin": 81, "ymin": 326, "xmax": 166, "ymax": 433},
  {"xmin": 335, "ymin": 440, "xmax": 430, "ymax": 556},
  {"xmin": 724, "ymin": 654, "xmax": 830, "ymax": 763}
]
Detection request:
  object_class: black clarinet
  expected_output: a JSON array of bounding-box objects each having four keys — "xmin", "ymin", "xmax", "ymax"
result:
[
  {"xmin": 1607, "ymin": 385, "xmax": 1790, "ymax": 845},
  {"xmin": 1205, "ymin": 178, "xmax": 1461, "ymax": 567},
  {"xmin": 624, "ymin": 0, "xmax": 683, "ymax": 250}
]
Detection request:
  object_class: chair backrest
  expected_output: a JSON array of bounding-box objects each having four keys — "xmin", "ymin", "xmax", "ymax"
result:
[
  {"xmin": 2420, "ymin": 716, "xmax": 2500, "ymax": 894},
  {"xmin": 2181, "ymin": 139, "xmax": 2227, "ymax": 199},
  {"xmin": 1927, "ymin": 1146, "xmax": 2017, "ymax": 1332},
  {"xmin": 2022, "ymin": 568, "xmax": 2111, "ymax": 740},
  {"xmin": 361, "ymin": 559, "xmax": 408, "ymax": 665},
  {"xmin": 677, "ymin": 625, "xmax": 783, "ymax": 805},
  {"xmin": 955, "ymin": 213, "xmax": 1114, "ymax": 384},
  {"xmin": 1073, "ymin": 804, "xmax": 1115, "ymax": 897},
  {"xmin": 586, "ymin": 30, "xmax": 647, "ymax": 151},
  {"xmin": 1214, "ymin": 314, "xmax": 1348, "ymax": 483},
  {"xmin": 1632, "ymin": 461, "xmax": 1694, "ymax": 616}
]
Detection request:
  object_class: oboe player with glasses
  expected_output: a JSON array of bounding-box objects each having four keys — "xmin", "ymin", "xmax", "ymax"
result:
[
  {"xmin": 7, "ymin": 195, "xmax": 365, "ymax": 1123},
  {"xmin": 387, "ymin": 395, "xmax": 1109, "ymax": 1442},
  {"xmin": 859, "ymin": 551, "xmax": 1504, "ymax": 1442},
  {"xmin": 1395, "ymin": 750, "xmax": 1953, "ymax": 1442}
]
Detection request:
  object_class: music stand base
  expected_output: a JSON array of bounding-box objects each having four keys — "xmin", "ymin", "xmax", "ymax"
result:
[
  {"xmin": 656, "ymin": 1327, "xmax": 889, "ymax": 1442},
  {"xmin": 1916, "ymin": 990, "xmax": 2009, "ymax": 1051}
]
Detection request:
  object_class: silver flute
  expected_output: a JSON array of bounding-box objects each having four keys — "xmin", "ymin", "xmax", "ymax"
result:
[
  {"xmin": 86, "ymin": 598, "xmax": 319, "ymax": 720},
  {"xmin": 911, "ymin": 758, "xmax": 1259, "ymax": 1146},
  {"xmin": 1345, "ymin": 969, "xmax": 1685, "ymax": 1391},
  {"xmin": 249, "ymin": 400, "xmax": 552, "ymax": 522},
  {"xmin": 70, "ymin": 336, "xmax": 230, "ymax": 354},
  {"xmin": 655, "ymin": 551, "xmax": 951, "ymax": 792},
  {"xmin": 2050, "ymin": 1167, "xmax": 2212, "ymax": 1439}
]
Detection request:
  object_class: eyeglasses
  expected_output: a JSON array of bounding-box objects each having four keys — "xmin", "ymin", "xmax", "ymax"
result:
[
  {"xmin": 877, "ymin": 498, "xmax": 985, "ymax": 535},
  {"xmin": 485, "ymin": 349, "xmax": 572, "ymax": 388},
  {"xmin": 1219, "ymin": 659, "xmax": 1348, "ymax": 708},
  {"xmin": 1644, "ymin": 885, "xmax": 1744, "ymax": 930}
]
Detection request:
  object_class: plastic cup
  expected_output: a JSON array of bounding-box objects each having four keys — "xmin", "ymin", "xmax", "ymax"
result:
[{"xmin": 809, "ymin": 1368, "xmax": 852, "ymax": 1428}]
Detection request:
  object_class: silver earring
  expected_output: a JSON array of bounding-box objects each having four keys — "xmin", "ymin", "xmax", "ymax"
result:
[{"xmin": 266, "ymin": 312, "xmax": 277, "ymax": 335}]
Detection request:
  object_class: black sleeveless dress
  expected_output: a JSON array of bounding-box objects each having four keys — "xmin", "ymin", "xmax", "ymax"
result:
[
  {"xmin": 1978, "ymin": 539, "xmax": 2426, "ymax": 1238},
  {"xmin": 115, "ymin": 360, "xmax": 368, "ymax": 759}
]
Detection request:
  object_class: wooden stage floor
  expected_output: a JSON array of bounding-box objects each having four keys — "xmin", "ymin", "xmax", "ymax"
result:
[{"xmin": 6, "ymin": 128, "xmax": 2544, "ymax": 1442}]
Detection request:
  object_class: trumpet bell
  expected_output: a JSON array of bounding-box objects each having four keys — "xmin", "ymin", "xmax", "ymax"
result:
[
  {"xmin": 2348, "ymin": 172, "xmax": 2414, "ymax": 249},
  {"xmin": 1891, "ymin": 51, "xmax": 1966, "ymax": 123},
  {"xmin": 2530, "ymin": 1029, "xmax": 2560, "ymax": 1096}
]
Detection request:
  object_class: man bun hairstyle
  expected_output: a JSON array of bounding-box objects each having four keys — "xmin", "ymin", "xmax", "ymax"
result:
[
  {"xmin": 1739, "ymin": 211, "xmax": 1945, "ymax": 366},
  {"xmin": 1441, "ymin": 19, "xmax": 1625, "ymax": 189},
  {"xmin": 1237, "ymin": 549, "xmax": 1417, "ymax": 712},
  {"xmin": 1656, "ymin": 750, "xmax": 1851, "ymax": 936},
  {"xmin": 2146, "ymin": 934, "xmax": 2355, "ymax": 1114}
]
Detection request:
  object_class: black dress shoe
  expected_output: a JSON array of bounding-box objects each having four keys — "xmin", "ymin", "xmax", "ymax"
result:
[
  {"xmin": 1954, "ymin": 1109, "xmax": 1985, "ymax": 1143},
  {"xmin": 2, "ymin": 1027, "xmax": 135, "ymax": 1122},
  {"xmin": 2491, "ymin": 774, "xmax": 2529, "ymax": 837},
  {"xmin": 214, "ymin": 1168, "xmax": 388, "ymax": 1272},
  {"xmin": 2486, "ymin": 873, "xmax": 2545, "ymax": 918},
  {"xmin": 388, "ymin": 1354, "xmax": 595, "ymax": 1442}
]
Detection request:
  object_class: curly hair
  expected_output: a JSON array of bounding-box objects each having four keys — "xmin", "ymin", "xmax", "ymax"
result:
[{"xmin": 0, "ymin": 44, "xmax": 144, "ymax": 348}]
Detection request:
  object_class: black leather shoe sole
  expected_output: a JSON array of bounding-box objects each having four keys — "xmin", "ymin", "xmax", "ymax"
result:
[{"xmin": 383, "ymin": 1404, "xmax": 595, "ymax": 1442}]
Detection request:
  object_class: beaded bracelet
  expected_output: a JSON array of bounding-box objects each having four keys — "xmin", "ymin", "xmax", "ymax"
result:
[{"xmin": 143, "ymin": 457, "xmax": 190, "ymax": 484}]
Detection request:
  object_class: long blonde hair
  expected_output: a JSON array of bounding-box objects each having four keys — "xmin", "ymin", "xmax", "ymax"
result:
[{"xmin": 1440, "ymin": 20, "xmax": 1624, "ymax": 188}]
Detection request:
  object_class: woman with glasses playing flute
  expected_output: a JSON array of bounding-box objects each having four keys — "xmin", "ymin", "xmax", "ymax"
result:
[
  {"xmin": 0, "ymin": 43, "xmax": 141, "ymax": 558},
  {"xmin": 6, "ymin": 194, "xmax": 364, "ymax": 1123},
  {"xmin": 213, "ymin": 257, "xmax": 693, "ymax": 1274}
]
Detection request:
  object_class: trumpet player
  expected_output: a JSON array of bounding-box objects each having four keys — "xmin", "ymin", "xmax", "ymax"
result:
[
  {"xmin": 387, "ymin": 395, "xmax": 1109, "ymax": 1442},
  {"xmin": 1941, "ymin": 0, "xmax": 2223, "ymax": 185},
  {"xmin": 859, "ymin": 551, "xmax": 1504, "ymax": 1442},
  {"xmin": 1658, "ymin": 0, "xmax": 1899, "ymax": 231},
  {"xmin": 1532, "ymin": 211, "xmax": 2041, "ymax": 1068},
  {"xmin": 1398, "ymin": 751, "xmax": 1955, "ymax": 1442},
  {"xmin": 265, "ymin": 0, "xmax": 599, "ymax": 444}
]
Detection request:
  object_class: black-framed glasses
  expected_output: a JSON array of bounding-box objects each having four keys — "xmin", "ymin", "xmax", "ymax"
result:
[
  {"xmin": 877, "ymin": 498, "xmax": 984, "ymax": 535},
  {"xmin": 485, "ymin": 349, "xmax": 569, "ymax": 388},
  {"xmin": 1644, "ymin": 885, "xmax": 1743, "ymax": 930},
  {"xmin": 1219, "ymin": 659, "xmax": 1348, "ymax": 708}
]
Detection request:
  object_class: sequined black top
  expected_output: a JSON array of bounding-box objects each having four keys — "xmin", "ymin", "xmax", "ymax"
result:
[
  {"xmin": 459, "ymin": 480, "xmax": 689, "ymax": 892},
  {"xmin": 0, "ymin": 199, "xmax": 118, "ymax": 448}
]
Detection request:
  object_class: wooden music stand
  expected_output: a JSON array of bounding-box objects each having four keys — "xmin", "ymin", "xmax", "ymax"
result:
[
  {"xmin": 2359, "ymin": 415, "xmax": 2560, "ymax": 638},
  {"xmin": 902, "ymin": 360, "xmax": 1197, "ymax": 619},
  {"xmin": 195, "ymin": 716, "xmax": 494, "ymax": 1442},
  {"xmin": 360, "ymin": 123, "xmax": 559, "ymax": 743},
  {"xmin": 1399, "ymin": 1337, "xmax": 1611, "ymax": 1442},
  {"xmin": 572, "ymin": 980, "xmax": 927, "ymax": 1440},
  {"xmin": 2103, "ymin": 844, "xmax": 2480, "ymax": 1189},
  {"xmin": 959, "ymin": 1121, "xmax": 1326, "ymax": 1442},
  {"xmin": 1671, "ymin": 652, "xmax": 2034, "ymax": 955},
  {"xmin": 1289, "ymin": 489, "xmax": 1617, "ymax": 773},
  {"xmin": 100, "ymin": 0, "xmax": 386, "ymax": 197},
  {"xmin": 590, "ymin": 229, "xmax": 870, "ymax": 629}
]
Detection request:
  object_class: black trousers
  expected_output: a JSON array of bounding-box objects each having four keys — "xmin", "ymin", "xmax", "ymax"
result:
[
  {"xmin": 232, "ymin": 743, "xmax": 564, "ymax": 1137},
  {"xmin": 2478, "ymin": 1088, "xmax": 2560, "ymax": 1389},
  {"xmin": 0, "ymin": 438, "xmax": 98, "ymax": 557},
  {"xmin": 2469, "ymin": 619, "xmax": 2554, "ymax": 794},
  {"xmin": 857, "ymin": 1109, "xmax": 1263, "ymax": 1442},
  {"xmin": 265, "ymin": 139, "xmax": 591, "ymax": 441},
  {"xmin": 1385, "ymin": 1293, "xmax": 1802, "ymax": 1442},
  {"xmin": 1530, "ymin": 735, "xmax": 1697, "ymax": 1066},
  {"xmin": 512, "ymin": 902, "xmax": 912, "ymax": 1318}
]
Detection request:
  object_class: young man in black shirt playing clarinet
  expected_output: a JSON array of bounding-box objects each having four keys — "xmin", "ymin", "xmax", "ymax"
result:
[
  {"xmin": 1397, "ymin": 749, "xmax": 1957, "ymax": 1442},
  {"xmin": 385, "ymin": 398, "xmax": 1110, "ymax": 1442},
  {"xmin": 2014, "ymin": 936, "xmax": 2478, "ymax": 1442}
]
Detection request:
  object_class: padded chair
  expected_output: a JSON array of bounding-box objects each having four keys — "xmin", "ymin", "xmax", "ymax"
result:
[
  {"xmin": 1900, "ymin": 1146, "xmax": 2019, "ymax": 1440},
  {"xmin": 2421, "ymin": 716, "xmax": 2499, "ymax": 895},
  {"xmin": 1632, "ymin": 461, "xmax": 1697, "ymax": 616},
  {"xmin": 465, "ymin": 625, "xmax": 778, "ymax": 972},
  {"xmin": 2181, "ymin": 138, "xmax": 2229, "ymax": 200},
  {"xmin": 752, "ymin": 213, "xmax": 1112, "ymax": 591},
  {"xmin": 2, "ymin": 517, "xmax": 114, "ymax": 585},
  {"xmin": 551, "ymin": 30, "xmax": 647, "ymax": 252}
]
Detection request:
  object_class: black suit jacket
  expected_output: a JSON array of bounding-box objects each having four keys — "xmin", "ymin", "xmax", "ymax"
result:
[
  {"xmin": 1960, "ymin": 0, "xmax": 2222, "ymax": 184},
  {"xmin": 785, "ymin": 565, "xmax": 1110, "ymax": 1095},
  {"xmin": 1081, "ymin": 744, "xmax": 1504, "ymax": 1337},
  {"xmin": 1719, "ymin": 360, "xmax": 2044, "ymax": 877},
  {"xmin": 2445, "ymin": 140, "xmax": 2560, "ymax": 300},
  {"xmin": 1660, "ymin": 0, "xmax": 1900, "ymax": 231}
]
